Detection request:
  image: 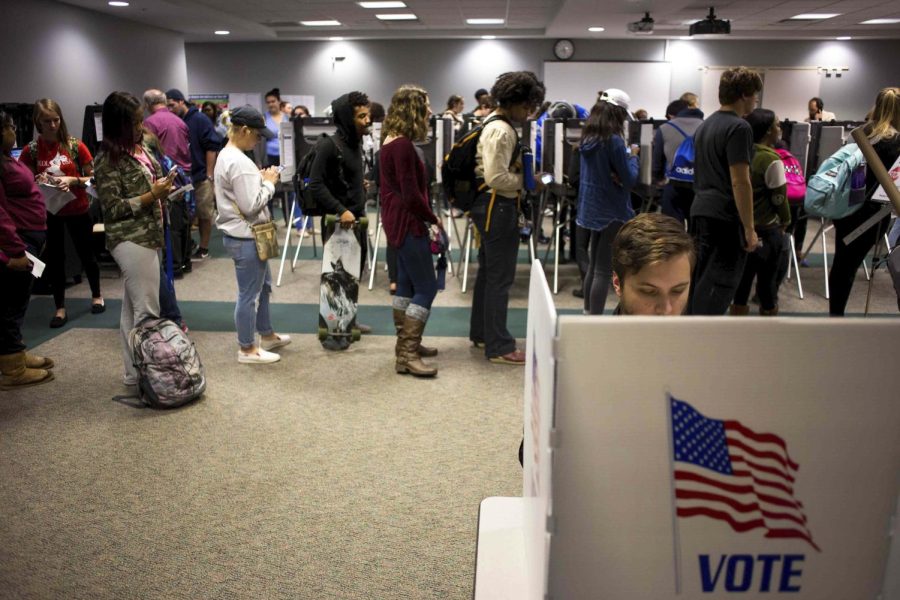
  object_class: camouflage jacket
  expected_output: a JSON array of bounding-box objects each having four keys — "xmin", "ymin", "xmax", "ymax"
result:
[{"xmin": 93, "ymin": 145, "xmax": 164, "ymax": 250}]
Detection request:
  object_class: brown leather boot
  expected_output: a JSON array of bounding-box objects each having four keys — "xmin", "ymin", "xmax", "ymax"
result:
[
  {"xmin": 395, "ymin": 314, "xmax": 437, "ymax": 377},
  {"xmin": 392, "ymin": 308, "xmax": 437, "ymax": 357},
  {"xmin": 729, "ymin": 304, "xmax": 750, "ymax": 316},
  {"xmin": 0, "ymin": 351, "xmax": 54, "ymax": 391},
  {"xmin": 759, "ymin": 306, "xmax": 779, "ymax": 316},
  {"xmin": 25, "ymin": 353, "xmax": 54, "ymax": 369}
]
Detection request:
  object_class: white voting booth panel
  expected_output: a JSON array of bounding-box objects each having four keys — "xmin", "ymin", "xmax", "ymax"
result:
[{"xmin": 549, "ymin": 317, "xmax": 900, "ymax": 599}]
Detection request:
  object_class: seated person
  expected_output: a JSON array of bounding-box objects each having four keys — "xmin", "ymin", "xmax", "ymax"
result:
[{"xmin": 806, "ymin": 97, "xmax": 836, "ymax": 122}]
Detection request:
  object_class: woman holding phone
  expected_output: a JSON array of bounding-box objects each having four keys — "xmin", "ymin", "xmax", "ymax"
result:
[{"xmin": 93, "ymin": 91, "xmax": 175, "ymax": 387}]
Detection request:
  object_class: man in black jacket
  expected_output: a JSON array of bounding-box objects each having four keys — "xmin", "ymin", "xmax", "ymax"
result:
[{"xmin": 309, "ymin": 91, "xmax": 372, "ymax": 334}]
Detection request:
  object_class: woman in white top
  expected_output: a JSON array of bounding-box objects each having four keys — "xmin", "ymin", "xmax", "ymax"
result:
[{"xmin": 214, "ymin": 105, "xmax": 290, "ymax": 364}]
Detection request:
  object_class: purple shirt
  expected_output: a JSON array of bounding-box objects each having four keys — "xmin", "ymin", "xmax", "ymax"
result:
[
  {"xmin": 1, "ymin": 156, "xmax": 47, "ymax": 261},
  {"xmin": 144, "ymin": 106, "xmax": 191, "ymax": 170}
]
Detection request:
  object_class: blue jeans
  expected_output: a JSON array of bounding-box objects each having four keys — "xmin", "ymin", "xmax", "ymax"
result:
[
  {"xmin": 223, "ymin": 235, "xmax": 274, "ymax": 348},
  {"xmin": 395, "ymin": 233, "xmax": 438, "ymax": 309},
  {"xmin": 158, "ymin": 255, "xmax": 182, "ymax": 326}
]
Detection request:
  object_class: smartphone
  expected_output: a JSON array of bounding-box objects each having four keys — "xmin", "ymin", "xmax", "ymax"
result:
[
  {"xmin": 540, "ymin": 173, "xmax": 554, "ymax": 185},
  {"xmin": 167, "ymin": 165, "xmax": 179, "ymax": 179}
]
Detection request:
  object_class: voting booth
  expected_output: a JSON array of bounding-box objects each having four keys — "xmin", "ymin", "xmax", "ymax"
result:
[{"xmin": 475, "ymin": 262, "xmax": 900, "ymax": 599}]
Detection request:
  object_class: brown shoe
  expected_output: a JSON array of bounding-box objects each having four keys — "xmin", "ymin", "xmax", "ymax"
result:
[
  {"xmin": 24, "ymin": 353, "xmax": 54, "ymax": 369},
  {"xmin": 392, "ymin": 308, "xmax": 437, "ymax": 357},
  {"xmin": 0, "ymin": 352, "xmax": 54, "ymax": 390},
  {"xmin": 759, "ymin": 306, "xmax": 779, "ymax": 316},
  {"xmin": 729, "ymin": 304, "xmax": 750, "ymax": 316},
  {"xmin": 489, "ymin": 349, "xmax": 526, "ymax": 365},
  {"xmin": 395, "ymin": 314, "xmax": 437, "ymax": 377}
]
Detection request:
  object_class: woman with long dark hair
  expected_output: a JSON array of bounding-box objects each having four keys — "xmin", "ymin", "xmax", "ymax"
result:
[
  {"xmin": 829, "ymin": 87, "xmax": 900, "ymax": 316},
  {"xmin": 576, "ymin": 89, "xmax": 640, "ymax": 314},
  {"xmin": 0, "ymin": 110, "xmax": 54, "ymax": 389},
  {"xmin": 380, "ymin": 85, "xmax": 440, "ymax": 377},
  {"xmin": 20, "ymin": 98, "xmax": 104, "ymax": 327},
  {"xmin": 93, "ymin": 91, "xmax": 175, "ymax": 387}
]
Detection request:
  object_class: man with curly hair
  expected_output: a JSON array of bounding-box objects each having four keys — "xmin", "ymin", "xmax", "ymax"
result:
[{"xmin": 469, "ymin": 71, "xmax": 545, "ymax": 365}]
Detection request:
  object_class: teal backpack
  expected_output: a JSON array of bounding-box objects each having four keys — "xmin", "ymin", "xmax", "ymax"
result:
[{"xmin": 804, "ymin": 143, "xmax": 867, "ymax": 220}]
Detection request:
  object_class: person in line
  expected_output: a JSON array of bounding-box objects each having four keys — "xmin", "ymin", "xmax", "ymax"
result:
[
  {"xmin": 634, "ymin": 109, "xmax": 649, "ymax": 121},
  {"xmin": 263, "ymin": 88, "xmax": 285, "ymax": 169},
  {"xmin": 469, "ymin": 71, "xmax": 546, "ymax": 365},
  {"xmin": 688, "ymin": 67, "xmax": 763, "ymax": 315},
  {"xmin": 577, "ymin": 89, "xmax": 641, "ymax": 315},
  {"xmin": 730, "ymin": 109, "xmax": 791, "ymax": 316},
  {"xmin": 308, "ymin": 91, "xmax": 373, "ymax": 338},
  {"xmin": 280, "ymin": 101, "xmax": 293, "ymax": 116},
  {"xmin": 442, "ymin": 95, "xmax": 465, "ymax": 134},
  {"xmin": 611, "ymin": 212, "xmax": 695, "ymax": 315},
  {"xmin": 291, "ymin": 105, "xmax": 310, "ymax": 119},
  {"xmin": 0, "ymin": 110, "xmax": 54, "ymax": 389},
  {"xmin": 215, "ymin": 106, "xmax": 291, "ymax": 363},
  {"xmin": 19, "ymin": 98, "xmax": 104, "ymax": 326},
  {"xmin": 144, "ymin": 89, "xmax": 192, "ymax": 276},
  {"xmin": 680, "ymin": 92, "xmax": 700, "ymax": 107},
  {"xmin": 93, "ymin": 91, "xmax": 176, "ymax": 388},
  {"xmin": 463, "ymin": 88, "xmax": 490, "ymax": 119},
  {"xmin": 806, "ymin": 97, "xmax": 836, "ymax": 122},
  {"xmin": 380, "ymin": 85, "xmax": 441, "ymax": 377},
  {"xmin": 166, "ymin": 89, "xmax": 220, "ymax": 261},
  {"xmin": 201, "ymin": 102, "xmax": 219, "ymax": 126},
  {"xmin": 653, "ymin": 96, "xmax": 705, "ymax": 227},
  {"xmin": 829, "ymin": 87, "xmax": 900, "ymax": 316}
]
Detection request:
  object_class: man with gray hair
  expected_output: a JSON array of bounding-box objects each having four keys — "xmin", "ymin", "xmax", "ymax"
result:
[{"xmin": 144, "ymin": 88, "xmax": 192, "ymax": 275}]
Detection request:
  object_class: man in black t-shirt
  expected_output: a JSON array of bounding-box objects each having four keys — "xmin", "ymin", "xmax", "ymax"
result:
[{"xmin": 688, "ymin": 67, "xmax": 763, "ymax": 315}]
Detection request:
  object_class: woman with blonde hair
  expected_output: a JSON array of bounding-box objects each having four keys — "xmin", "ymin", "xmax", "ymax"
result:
[
  {"xmin": 380, "ymin": 85, "xmax": 440, "ymax": 377},
  {"xmin": 20, "ymin": 98, "xmax": 104, "ymax": 327},
  {"xmin": 829, "ymin": 87, "xmax": 900, "ymax": 316}
]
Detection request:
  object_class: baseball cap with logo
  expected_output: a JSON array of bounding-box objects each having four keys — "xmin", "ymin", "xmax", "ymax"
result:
[
  {"xmin": 230, "ymin": 105, "xmax": 275, "ymax": 140},
  {"xmin": 599, "ymin": 88, "xmax": 631, "ymax": 112}
]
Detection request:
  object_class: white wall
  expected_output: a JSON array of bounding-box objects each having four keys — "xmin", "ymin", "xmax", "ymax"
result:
[
  {"xmin": 186, "ymin": 38, "xmax": 899, "ymax": 120},
  {"xmin": 3, "ymin": 0, "xmax": 188, "ymax": 138}
]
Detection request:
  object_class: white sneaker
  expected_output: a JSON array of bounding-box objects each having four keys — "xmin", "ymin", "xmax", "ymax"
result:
[
  {"xmin": 237, "ymin": 348, "xmax": 281, "ymax": 364},
  {"xmin": 260, "ymin": 334, "xmax": 292, "ymax": 351}
]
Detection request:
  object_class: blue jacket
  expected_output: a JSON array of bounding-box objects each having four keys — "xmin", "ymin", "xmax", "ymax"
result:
[
  {"xmin": 576, "ymin": 135, "xmax": 639, "ymax": 231},
  {"xmin": 182, "ymin": 106, "xmax": 221, "ymax": 184}
]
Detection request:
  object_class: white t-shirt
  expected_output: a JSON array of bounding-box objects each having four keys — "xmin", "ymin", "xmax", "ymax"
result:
[{"xmin": 214, "ymin": 145, "xmax": 275, "ymax": 239}]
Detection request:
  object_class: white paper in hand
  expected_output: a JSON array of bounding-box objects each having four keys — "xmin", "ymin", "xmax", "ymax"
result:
[
  {"xmin": 24, "ymin": 251, "xmax": 46, "ymax": 278},
  {"xmin": 39, "ymin": 184, "xmax": 76, "ymax": 214}
]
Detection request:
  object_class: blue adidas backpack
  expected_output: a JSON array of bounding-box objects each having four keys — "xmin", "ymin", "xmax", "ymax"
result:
[
  {"xmin": 804, "ymin": 143, "xmax": 867, "ymax": 220},
  {"xmin": 665, "ymin": 122, "xmax": 696, "ymax": 183}
]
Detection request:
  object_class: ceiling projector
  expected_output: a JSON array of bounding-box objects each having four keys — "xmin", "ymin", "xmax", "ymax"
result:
[
  {"xmin": 689, "ymin": 7, "xmax": 731, "ymax": 35},
  {"xmin": 627, "ymin": 12, "xmax": 655, "ymax": 35}
]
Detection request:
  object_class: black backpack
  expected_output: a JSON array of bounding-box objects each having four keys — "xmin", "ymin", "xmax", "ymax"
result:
[
  {"xmin": 295, "ymin": 135, "xmax": 346, "ymax": 216},
  {"xmin": 441, "ymin": 115, "xmax": 517, "ymax": 212}
]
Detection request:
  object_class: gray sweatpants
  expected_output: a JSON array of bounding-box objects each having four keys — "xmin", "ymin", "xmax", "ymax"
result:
[{"xmin": 111, "ymin": 241, "xmax": 160, "ymax": 385}]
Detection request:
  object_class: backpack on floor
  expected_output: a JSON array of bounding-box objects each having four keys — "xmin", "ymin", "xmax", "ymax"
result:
[
  {"xmin": 775, "ymin": 147, "xmax": 806, "ymax": 205},
  {"xmin": 664, "ymin": 122, "xmax": 696, "ymax": 184},
  {"xmin": 804, "ymin": 143, "xmax": 867, "ymax": 220},
  {"xmin": 295, "ymin": 135, "xmax": 346, "ymax": 217},
  {"xmin": 128, "ymin": 318, "xmax": 205, "ymax": 409},
  {"xmin": 441, "ymin": 115, "xmax": 515, "ymax": 212}
]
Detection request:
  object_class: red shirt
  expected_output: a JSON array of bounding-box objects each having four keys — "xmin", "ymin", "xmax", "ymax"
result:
[
  {"xmin": 19, "ymin": 137, "xmax": 93, "ymax": 216},
  {"xmin": 379, "ymin": 137, "xmax": 437, "ymax": 248}
]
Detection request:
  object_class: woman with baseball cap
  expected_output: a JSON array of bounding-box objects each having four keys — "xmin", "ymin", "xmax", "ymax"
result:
[{"xmin": 214, "ymin": 105, "xmax": 291, "ymax": 364}]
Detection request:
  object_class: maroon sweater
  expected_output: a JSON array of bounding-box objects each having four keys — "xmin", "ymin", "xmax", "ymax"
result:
[
  {"xmin": 1, "ymin": 156, "xmax": 47, "ymax": 262},
  {"xmin": 379, "ymin": 137, "xmax": 437, "ymax": 248}
]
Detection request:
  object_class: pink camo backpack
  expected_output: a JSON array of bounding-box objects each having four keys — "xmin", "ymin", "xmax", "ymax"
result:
[{"xmin": 775, "ymin": 147, "xmax": 806, "ymax": 205}]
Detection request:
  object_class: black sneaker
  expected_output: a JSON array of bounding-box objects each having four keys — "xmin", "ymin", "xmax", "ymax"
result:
[
  {"xmin": 182, "ymin": 261, "xmax": 193, "ymax": 273},
  {"xmin": 192, "ymin": 247, "xmax": 209, "ymax": 260}
]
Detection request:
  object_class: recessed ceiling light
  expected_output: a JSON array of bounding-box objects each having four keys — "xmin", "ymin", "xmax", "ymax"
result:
[
  {"xmin": 108, "ymin": 1, "xmax": 129, "ymax": 6},
  {"xmin": 214, "ymin": 30, "xmax": 230, "ymax": 35},
  {"xmin": 467, "ymin": 18, "xmax": 505, "ymax": 25},
  {"xmin": 588, "ymin": 26, "xmax": 605, "ymax": 32},
  {"xmin": 358, "ymin": 1, "xmax": 406, "ymax": 8},
  {"xmin": 790, "ymin": 13, "xmax": 841, "ymax": 20},
  {"xmin": 376, "ymin": 13, "xmax": 417, "ymax": 20},
  {"xmin": 836, "ymin": 36, "xmax": 852, "ymax": 40},
  {"xmin": 330, "ymin": 36, "xmax": 344, "ymax": 41},
  {"xmin": 481, "ymin": 35, "xmax": 496, "ymax": 40},
  {"xmin": 860, "ymin": 18, "xmax": 900, "ymax": 24},
  {"xmin": 300, "ymin": 20, "xmax": 341, "ymax": 26}
]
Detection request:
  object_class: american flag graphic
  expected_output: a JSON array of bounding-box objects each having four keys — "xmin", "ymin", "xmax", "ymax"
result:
[{"xmin": 670, "ymin": 396, "xmax": 820, "ymax": 552}]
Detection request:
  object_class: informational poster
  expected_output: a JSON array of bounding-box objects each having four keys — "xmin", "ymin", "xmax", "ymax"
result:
[
  {"xmin": 188, "ymin": 93, "xmax": 229, "ymax": 110},
  {"xmin": 872, "ymin": 154, "xmax": 900, "ymax": 203},
  {"xmin": 94, "ymin": 113, "xmax": 103, "ymax": 142},
  {"xmin": 548, "ymin": 317, "xmax": 900, "ymax": 599}
]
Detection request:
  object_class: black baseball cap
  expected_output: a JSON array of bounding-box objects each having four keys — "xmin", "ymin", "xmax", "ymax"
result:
[
  {"xmin": 230, "ymin": 105, "xmax": 275, "ymax": 140},
  {"xmin": 165, "ymin": 88, "xmax": 186, "ymax": 102}
]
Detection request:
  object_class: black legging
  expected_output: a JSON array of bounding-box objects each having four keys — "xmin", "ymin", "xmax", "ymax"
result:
[
  {"xmin": 46, "ymin": 211, "xmax": 101, "ymax": 309},
  {"xmin": 733, "ymin": 227, "xmax": 785, "ymax": 311},
  {"xmin": 829, "ymin": 201, "xmax": 891, "ymax": 316},
  {"xmin": 583, "ymin": 222, "xmax": 623, "ymax": 314}
]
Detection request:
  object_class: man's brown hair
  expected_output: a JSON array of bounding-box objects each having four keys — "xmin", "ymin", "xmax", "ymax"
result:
[
  {"xmin": 612, "ymin": 213, "xmax": 695, "ymax": 282},
  {"xmin": 718, "ymin": 67, "xmax": 763, "ymax": 105}
]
